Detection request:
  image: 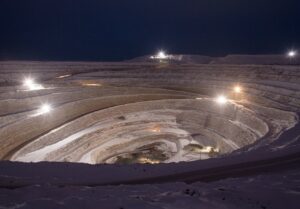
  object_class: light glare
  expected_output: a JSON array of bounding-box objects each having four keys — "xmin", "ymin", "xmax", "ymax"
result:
[
  {"xmin": 287, "ymin": 50, "xmax": 297, "ymax": 58},
  {"xmin": 24, "ymin": 78, "xmax": 34, "ymax": 86},
  {"xmin": 216, "ymin": 95, "xmax": 228, "ymax": 104},
  {"xmin": 158, "ymin": 51, "xmax": 167, "ymax": 59},
  {"xmin": 57, "ymin": 74, "xmax": 71, "ymax": 79},
  {"xmin": 234, "ymin": 86, "xmax": 242, "ymax": 93},
  {"xmin": 150, "ymin": 50, "xmax": 169, "ymax": 60},
  {"xmin": 39, "ymin": 104, "xmax": 52, "ymax": 114},
  {"xmin": 23, "ymin": 77, "xmax": 44, "ymax": 91},
  {"xmin": 82, "ymin": 83, "xmax": 102, "ymax": 87}
]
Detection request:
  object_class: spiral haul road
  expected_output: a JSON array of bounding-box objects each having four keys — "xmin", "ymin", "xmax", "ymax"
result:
[{"xmin": 0, "ymin": 55, "xmax": 299, "ymax": 209}]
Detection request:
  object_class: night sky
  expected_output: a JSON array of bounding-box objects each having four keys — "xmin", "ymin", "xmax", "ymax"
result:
[{"xmin": 0, "ymin": 0, "xmax": 300, "ymax": 61}]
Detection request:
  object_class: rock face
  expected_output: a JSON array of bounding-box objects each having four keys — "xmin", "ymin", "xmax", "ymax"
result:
[
  {"xmin": 0, "ymin": 56, "xmax": 299, "ymax": 208},
  {"xmin": 0, "ymin": 57, "xmax": 299, "ymax": 165}
]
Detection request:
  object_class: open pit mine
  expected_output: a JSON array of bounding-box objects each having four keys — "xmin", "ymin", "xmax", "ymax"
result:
[{"xmin": 0, "ymin": 54, "xmax": 299, "ymax": 209}]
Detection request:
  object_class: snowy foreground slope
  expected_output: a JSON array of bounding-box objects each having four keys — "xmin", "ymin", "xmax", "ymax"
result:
[
  {"xmin": 1, "ymin": 170, "xmax": 299, "ymax": 209},
  {"xmin": 0, "ymin": 56, "xmax": 299, "ymax": 208}
]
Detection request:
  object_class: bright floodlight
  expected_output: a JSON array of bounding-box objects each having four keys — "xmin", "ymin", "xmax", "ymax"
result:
[
  {"xmin": 150, "ymin": 50, "xmax": 169, "ymax": 59},
  {"xmin": 216, "ymin": 95, "xmax": 228, "ymax": 104},
  {"xmin": 23, "ymin": 77, "xmax": 44, "ymax": 91},
  {"xmin": 24, "ymin": 78, "xmax": 34, "ymax": 87},
  {"xmin": 234, "ymin": 86, "xmax": 242, "ymax": 93},
  {"xmin": 38, "ymin": 104, "xmax": 52, "ymax": 114},
  {"xmin": 287, "ymin": 50, "xmax": 297, "ymax": 58},
  {"xmin": 157, "ymin": 51, "xmax": 167, "ymax": 59}
]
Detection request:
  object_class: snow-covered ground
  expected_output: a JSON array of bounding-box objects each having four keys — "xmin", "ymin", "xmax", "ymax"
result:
[{"xmin": 1, "ymin": 170, "xmax": 299, "ymax": 209}]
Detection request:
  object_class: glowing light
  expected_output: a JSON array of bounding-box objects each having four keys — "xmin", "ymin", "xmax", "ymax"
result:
[
  {"xmin": 24, "ymin": 78, "xmax": 34, "ymax": 87},
  {"xmin": 80, "ymin": 81, "xmax": 102, "ymax": 87},
  {"xmin": 23, "ymin": 77, "xmax": 44, "ymax": 91},
  {"xmin": 234, "ymin": 86, "xmax": 242, "ymax": 93},
  {"xmin": 158, "ymin": 51, "xmax": 167, "ymax": 59},
  {"xmin": 287, "ymin": 50, "xmax": 297, "ymax": 58},
  {"xmin": 151, "ymin": 126, "xmax": 161, "ymax": 133},
  {"xmin": 38, "ymin": 104, "xmax": 52, "ymax": 115},
  {"xmin": 56, "ymin": 74, "xmax": 71, "ymax": 79},
  {"xmin": 150, "ymin": 50, "xmax": 169, "ymax": 60},
  {"xmin": 216, "ymin": 95, "xmax": 228, "ymax": 104},
  {"xmin": 82, "ymin": 83, "xmax": 102, "ymax": 87}
]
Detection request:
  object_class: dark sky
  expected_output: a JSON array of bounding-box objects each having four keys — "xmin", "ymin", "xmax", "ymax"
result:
[{"xmin": 0, "ymin": 0, "xmax": 300, "ymax": 61}]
